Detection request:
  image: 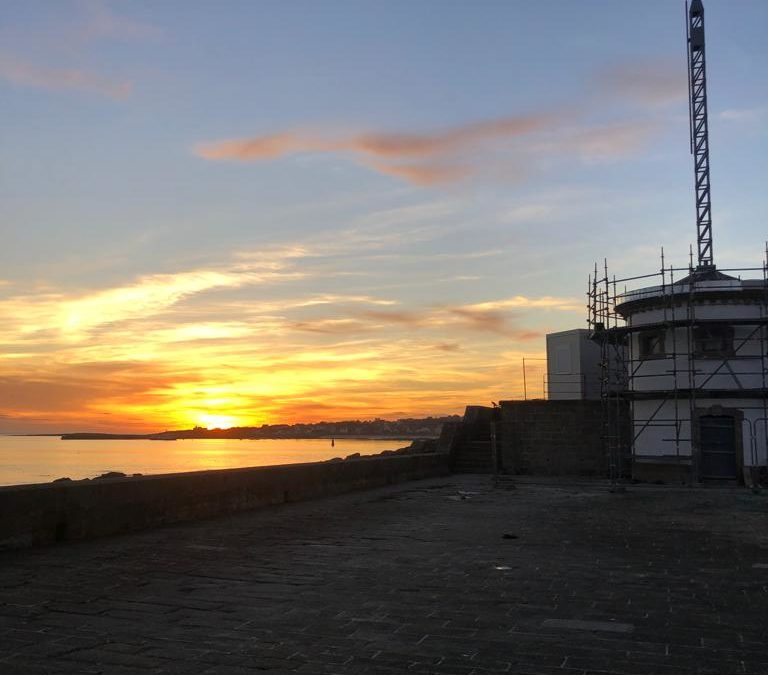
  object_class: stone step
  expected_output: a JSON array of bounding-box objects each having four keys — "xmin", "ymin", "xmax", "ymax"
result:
[
  {"xmin": 454, "ymin": 460, "xmax": 494, "ymax": 470},
  {"xmin": 453, "ymin": 437, "xmax": 494, "ymax": 474},
  {"xmin": 453, "ymin": 467, "xmax": 494, "ymax": 474},
  {"xmin": 461, "ymin": 443, "xmax": 492, "ymax": 452},
  {"xmin": 456, "ymin": 462, "xmax": 493, "ymax": 470},
  {"xmin": 453, "ymin": 463, "xmax": 493, "ymax": 472},
  {"xmin": 458, "ymin": 451, "xmax": 493, "ymax": 459}
]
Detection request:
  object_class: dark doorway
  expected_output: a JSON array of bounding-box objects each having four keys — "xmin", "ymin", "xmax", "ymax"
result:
[{"xmin": 699, "ymin": 415, "xmax": 738, "ymax": 480}]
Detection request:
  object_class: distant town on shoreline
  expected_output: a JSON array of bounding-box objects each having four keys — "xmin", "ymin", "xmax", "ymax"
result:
[{"xmin": 59, "ymin": 416, "xmax": 461, "ymax": 441}]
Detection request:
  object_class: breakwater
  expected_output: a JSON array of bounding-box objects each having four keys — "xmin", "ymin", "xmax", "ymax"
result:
[{"xmin": 0, "ymin": 453, "xmax": 449, "ymax": 550}]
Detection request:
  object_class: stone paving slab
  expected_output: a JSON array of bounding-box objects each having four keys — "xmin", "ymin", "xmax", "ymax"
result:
[{"xmin": 1, "ymin": 476, "xmax": 767, "ymax": 674}]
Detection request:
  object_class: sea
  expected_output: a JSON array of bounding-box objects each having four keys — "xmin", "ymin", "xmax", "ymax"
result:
[{"xmin": 0, "ymin": 436, "xmax": 411, "ymax": 487}]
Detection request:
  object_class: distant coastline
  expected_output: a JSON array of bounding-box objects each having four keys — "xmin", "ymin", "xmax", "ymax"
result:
[
  {"xmin": 57, "ymin": 416, "xmax": 459, "ymax": 441},
  {"xmin": 60, "ymin": 433, "xmax": 420, "ymax": 441}
]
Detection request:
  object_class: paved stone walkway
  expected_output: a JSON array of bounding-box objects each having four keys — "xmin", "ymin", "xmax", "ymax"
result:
[{"xmin": 1, "ymin": 476, "xmax": 767, "ymax": 675}]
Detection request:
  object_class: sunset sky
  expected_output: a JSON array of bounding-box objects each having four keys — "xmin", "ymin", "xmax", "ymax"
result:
[{"xmin": 1, "ymin": 0, "xmax": 766, "ymax": 433}]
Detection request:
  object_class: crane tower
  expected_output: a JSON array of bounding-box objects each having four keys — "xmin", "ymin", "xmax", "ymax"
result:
[{"xmin": 687, "ymin": 0, "xmax": 714, "ymax": 268}]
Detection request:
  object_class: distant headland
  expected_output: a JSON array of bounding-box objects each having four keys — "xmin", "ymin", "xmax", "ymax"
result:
[{"xmin": 60, "ymin": 416, "xmax": 460, "ymax": 441}]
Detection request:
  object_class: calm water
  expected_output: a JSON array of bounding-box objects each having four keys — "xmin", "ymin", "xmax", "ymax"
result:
[{"xmin": 0, "ymin": 436, "xmax": 411, "ymax": 486}]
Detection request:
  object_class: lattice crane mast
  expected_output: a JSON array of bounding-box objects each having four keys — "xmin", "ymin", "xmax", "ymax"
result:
[{"xmin": 687, "ymin": 0, "xmax": 714, "ymax": 268}]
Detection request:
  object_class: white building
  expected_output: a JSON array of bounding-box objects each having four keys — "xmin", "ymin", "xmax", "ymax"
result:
[
  {"xmin": 546, "ymin": 329, "xmax": 602, "ymax": 400},
  {"xmin": 590, "ymin": 265, "xmax": 767, "ymax": 483},
  {"xmin": 545, "ymin": 0, "xmax": 767, "ymax": 483}
]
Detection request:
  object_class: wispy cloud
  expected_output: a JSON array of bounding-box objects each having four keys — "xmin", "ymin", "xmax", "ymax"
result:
[
  {"xmin": 533, "ymin": 121, "xmax": 660, "ymax": 164},
  {"xmin": 58, "ymin": 269, "xmax": 260, "ymax": 332},
  {"xmin": 433, "ymin": 342, "xmax": 461, "ymax": 352},
  {"xmin": 0, "ymin": 55, "xmax": 132, "ymax": 99},
  {"xmin": 364, "ymin": 161, "xmax": 470, "ymax": 186},
  {"xmin": 0, "ymin": 1, "xmax": 160, "ymax": 100},
  {"xmin": 446, "ymin": 307, "xmax": 522, "ymax": 337},
  {"xmin": 362, "ymin": 309, "xmax": 426, "ymax": 326},
  {"xmin": 464, "ymin": 295, "xmax": 583, "ymax": 312},
  {"xmin": 350, "ymin": 115, "xmax": 552, "ymax": 158},
  {"xmin": 290, "ymin": 318, "xmax": 371, "ymax": 334},
  {"xmin": 718, "ymin": 106, "xmax": 766, "ymax": 123},
  {"xmin": 76, "ymin": 0, "xmax": 162, "ymax": 42},
  {"xmin": 195, "ymin": 114, "xmax": 555, "ymax": 185},
  {"xmin": 195, "ymin": 58, "xmax": 683, "ymax": 186},
  {"xmin": 0, "ymin": 223, "xmax": 566, "ymax": 431},
  {"xmin": 346, "ymin": 294, "xmax": 580, "ymax": 338},
  {"xmin": 0, "ymin": 249, "xmax": 305, "ymax": 343},
  {"xmin": 196, "ymin": 114, "xmax": 551, "ymax": 162},
  {"xmin": 597, "ymin": 60, "xmax": 687, "ymax": 107}
]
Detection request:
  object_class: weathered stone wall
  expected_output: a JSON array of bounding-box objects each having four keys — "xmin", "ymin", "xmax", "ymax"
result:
[
  {"xmin": 436, "ymin": 421, "xmax": 463, "ymax": 455},
  {"xmin": 497, "ymin": 400, "xmax": 627, "ymax": 476},
  {"xmin": 461, "ymin": 406, "xmax": 493, "ymax": 441},
  {"xmin": 0, "ymin": 453, "xmax": 449, "ymax": 550},
  {"xmin": 443, "ymin": 407, "xmax": 496, "ymax": 472}
]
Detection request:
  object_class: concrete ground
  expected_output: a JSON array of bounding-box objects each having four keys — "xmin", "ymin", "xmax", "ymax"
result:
[{"xmin": 1, "ymin": 475, "xmax": 767, "ymax": 675}]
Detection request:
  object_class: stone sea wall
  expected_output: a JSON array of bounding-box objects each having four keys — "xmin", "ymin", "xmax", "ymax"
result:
[{"xmin": 0, "ymin": 453, "xmax": 449, "ymax": 550}]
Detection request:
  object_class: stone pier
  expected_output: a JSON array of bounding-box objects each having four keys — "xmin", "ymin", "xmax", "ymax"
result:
[{"xmin": 1, "ymin": 475, "xmax": 767, "ymax": 674}]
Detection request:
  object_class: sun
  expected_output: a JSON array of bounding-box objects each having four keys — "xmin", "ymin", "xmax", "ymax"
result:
[{"xmin": 197, "ymin": 413, "xmax": 240, "ymax": 430}]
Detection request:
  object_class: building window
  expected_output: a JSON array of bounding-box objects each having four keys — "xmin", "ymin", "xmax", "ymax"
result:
[
  {"xmin": 694, "ymin": 325, "xmax": 734, "ymax": 357},
  {"xmin": 638, "ymin": 330, "xmax": 665, "ymax": 358}
]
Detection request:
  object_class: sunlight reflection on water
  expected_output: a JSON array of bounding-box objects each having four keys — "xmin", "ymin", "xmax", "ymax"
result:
[{"xmin": 0, "ymin": 436, "xmax": 410, "ymax": 486}]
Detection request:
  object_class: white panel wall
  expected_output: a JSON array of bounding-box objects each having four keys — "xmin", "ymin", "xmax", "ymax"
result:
[{"xmin": 546, "ymin": 329, "xmax": 602, "ymax": 400}]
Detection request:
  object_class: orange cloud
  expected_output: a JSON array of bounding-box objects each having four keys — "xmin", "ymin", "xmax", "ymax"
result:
[
  {"xmin": 195, "ymin": 113, "xmax": 555, "ymax": 185},
  {"xmin": 290, "ymin": 319, "xmax": 371, "ymax": 334},
  {"xmin": 362, "ymin": 309, "xmax": 426, "ymax": 326},
  {"xmin": 352, "ymin": 299, "xmax": 563, "ymax": 339},
  {"xmin": 196, "ymin": 133, "xmax": 333, "ymax": 160},
  {"xmin": 0, "ymin": 56, "xmax": 132, "ymax": 99},
  {"xmin": 350, "ymin": 115, "xmax": 550, "ymax": 158},
  {"xmin": 196, "ymin": 114, "xmax": 551, "ymax": 162},
  {"xmin": 365, "ymin": 161, "xmax": 471, "ymax": 186},
  {"xmin": 195, "ymin": 59, "xmax": 685, "ymax": 186},
  {"xmin": 447, "ymin": 307, "xmax": 542, "ymax": 338},
  {"xmin": 195, "ymin": 111, "xmax": 664, "ymax": 185}
]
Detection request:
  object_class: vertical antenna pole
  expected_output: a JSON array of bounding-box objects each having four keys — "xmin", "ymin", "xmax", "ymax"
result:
[
  {"xmin": 688, "ymin": 0, "xmax": 714, "ymax": 267},
  {"xmin": 522, "ymin": 358, "xmax": 527, "ymax": 401}
]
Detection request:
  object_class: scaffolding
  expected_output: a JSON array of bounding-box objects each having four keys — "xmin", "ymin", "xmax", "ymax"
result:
[{"xmin": 587, "ymin": 247, "xmax": 768, "ymax": 485}]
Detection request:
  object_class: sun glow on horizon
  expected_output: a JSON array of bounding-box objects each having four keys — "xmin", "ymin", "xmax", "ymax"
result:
[{"xmin": 196, "ymin": 413, "xmax": 241, "ymax": 430}]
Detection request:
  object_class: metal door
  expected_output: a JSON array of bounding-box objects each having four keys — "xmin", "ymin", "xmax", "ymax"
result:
[{"xmin": 699, "ymin": 415, "xmax": 737, "ymax": 480}]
